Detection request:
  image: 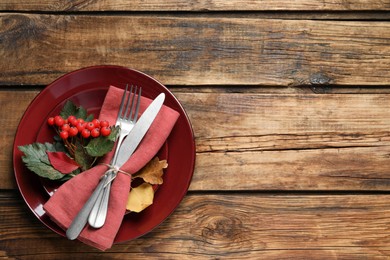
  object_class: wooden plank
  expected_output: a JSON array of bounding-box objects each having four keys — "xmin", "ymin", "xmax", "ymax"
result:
[
  {"xmin": 1, "ymin": 14, "xmax": 390, "ymax": 86},
  {"xmin": 0, "ymin": 90, "xmax": 38, "ymax": 190},
  {"xmin": 3, "ymin": 90, "xmax": 390, "ymax": 191},
  {"xmin": 194, "ymin": 147, "xmax": 390, "ymax": 191},
  {"xmin": 178, "ymin": 93, "xmax": 390, "ymax": 143},
  {"xmin": 184, "ymin": 91, "xmax": 390, "ymax": 190},
  {"xmin": 0, "ymin": 0, "xmax": 389, "ymax": 11},
  {"xmin": 1, "ymin": 192, "xmax": 390, "ymax": 258}
]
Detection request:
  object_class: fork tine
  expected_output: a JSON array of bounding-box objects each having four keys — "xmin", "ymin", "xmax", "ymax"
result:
[
  {"xmin": 126, "ymin": 85, "xmax": 137, "ymax": 121},
  {"xmin": 117, "ymin": 84, "xmax": 128, "ymax": 122},
  {"xmin": 123, "ymin": 85, "xmax": 133, "ymax": 119},
  {"xmin": 122, "ymin": 85, "xmax": 134, "ymax": 121},
  {"xmin": 133, "ymin": 87, "xmax": 142, "ymax": 122}
]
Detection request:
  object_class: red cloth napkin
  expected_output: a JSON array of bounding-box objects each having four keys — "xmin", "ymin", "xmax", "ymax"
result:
[{"xmin": 43, "ymin": 86, "xmax": 180, "ymax": 250}]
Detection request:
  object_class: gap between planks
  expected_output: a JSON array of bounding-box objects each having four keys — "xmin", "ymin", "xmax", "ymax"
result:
[{"xmin": 1, "ymin": 11, "xmax": 390, "ymax": 21}]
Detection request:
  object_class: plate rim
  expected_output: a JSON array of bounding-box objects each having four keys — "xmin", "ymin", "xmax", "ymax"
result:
[{"xmin": 12, "ymin": 65, "xmax": 196, "ymax": 243}]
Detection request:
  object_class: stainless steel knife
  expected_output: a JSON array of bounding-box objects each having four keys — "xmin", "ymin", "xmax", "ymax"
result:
[{"xmin": 66, "ymin": 93, "xmax": 165, "ymax": 239}]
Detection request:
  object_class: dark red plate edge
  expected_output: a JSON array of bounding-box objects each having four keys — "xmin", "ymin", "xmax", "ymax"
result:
[{"xmin": 12, "ymin": 65, "xmax": 197, "ymax": 242}]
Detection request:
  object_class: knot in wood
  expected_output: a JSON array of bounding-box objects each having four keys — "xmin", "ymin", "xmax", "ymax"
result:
[
  {"xmin": 202, "ymin": 215, "xmax": 243, "ymax": 240},
  {"xmin": 195, "ymin": 214, "xmax": 256, "ymax": 253},
  {"xmin": 309, "ymin": 72, "xmax": 332, "ymax": 85},
  {"xmin": 2, "ymin": 14, "xmax": 45, "ymax": 47}
]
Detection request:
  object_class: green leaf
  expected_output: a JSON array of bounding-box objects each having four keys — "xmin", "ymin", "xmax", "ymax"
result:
[
  {"xmin": 85, "ymin": 126, "xmax": 119, "ymax": 157},
  {"xmin": 74, "ymin": 140, "xmax": 93, "ymax": 171},
  {"xmin": 60, "ymin": 100, "xmax": 91, "ymax": 121},
  {"xmin": 53, "ymin": 138, "xmax": 68, "ymax": 153},
  {"xmin": 18, "ymin": 143, "xmax": 64, "ymax": 180},
  {"xmin": 108, "ymin": 126, "xmax": 120, "ymax": 142},
  {"xmin": 85, "ymin": 136, "xmax": 115, "ymax": 157},
  {"xmin": 60, "ymin": 168, "xmax": 81, "ymax": 182},
  {"xmin": 85, "ymin": 114, "xmax": 94, "ymax": 122}
]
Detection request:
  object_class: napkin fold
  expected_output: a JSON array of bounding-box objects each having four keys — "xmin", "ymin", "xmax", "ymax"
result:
[{"xmin": 43, "ymin": 86, "xmax": 180, "ymax": 250}]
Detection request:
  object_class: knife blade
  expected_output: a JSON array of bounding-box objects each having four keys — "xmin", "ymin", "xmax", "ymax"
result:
[
  {"xmin": 87, "ymin": 92, "xmax": 165, "ymax": 228},
  {"xmin": 66, "ymin": 93, "xmax": 165, "ymax": 239},
  {"xmin": 115, "ymin": 92, "xmax": 165, "ymax": 166}
]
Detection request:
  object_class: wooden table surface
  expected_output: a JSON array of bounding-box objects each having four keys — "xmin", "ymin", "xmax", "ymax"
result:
[{"xmin": 2, "ymin": 1, "xmax": 390, "ymax": 259}]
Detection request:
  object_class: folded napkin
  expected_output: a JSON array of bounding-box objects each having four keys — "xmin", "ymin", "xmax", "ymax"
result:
[{"xmin": 43, "ymin": 86, "xmax": 180, "ymax": 250}]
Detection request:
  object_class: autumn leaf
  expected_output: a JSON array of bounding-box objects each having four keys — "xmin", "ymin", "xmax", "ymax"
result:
[
  {"xmin": 46, "ymin": 151, "xmax": 79, "ymax": 174},
  {"xmin": 126, "ymin": 183, "xmax": 154, "ymax": 212},
  {"xmin": 133, "ymin": 157, "xmax": 168, "ymax": 185}
]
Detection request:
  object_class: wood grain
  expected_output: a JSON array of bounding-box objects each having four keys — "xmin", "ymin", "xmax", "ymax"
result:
[
  {"xmin": 1, "ymin": 192, "xmax": 389, "ymax": 258},
  {"xmin": 3, "ymin": 90, "xmax": 390, "ymax": 191},
  {"xmin": 1, "ymin": 14, "xmax": 390, "ymax": 86},
  {"xmin": 1, "ymin": 0, "xmax": 390, "ymax": 258},
  {"xmin": 0, "ymin": 0, "xmax": 389, "ymax": 11},
  {"xmin": 180, "ymin": 92, "xmax": 390, "ymax": 190}
]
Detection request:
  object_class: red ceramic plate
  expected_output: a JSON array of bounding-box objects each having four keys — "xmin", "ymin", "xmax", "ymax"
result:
[{"xmin": 13, "ymin": 65, "xmax": 195, "ymax": 243}]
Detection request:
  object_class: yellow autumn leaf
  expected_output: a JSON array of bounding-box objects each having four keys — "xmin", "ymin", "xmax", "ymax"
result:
[
  {"xmin": 134, "ymin": 157, "xmax": 168, "ymax": 185},
  {"xmin": 126, "ymin": 183, "xmax": 154, "ymax": 213}
]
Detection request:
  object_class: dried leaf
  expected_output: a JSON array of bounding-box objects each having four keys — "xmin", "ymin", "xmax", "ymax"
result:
[
  {"xmin": 134, "ymin": 157, "xmax": 168, "ymax": 185},
  {"xmin": 126, "ymin": 183, "xmax": 154, "ymax": 212}
]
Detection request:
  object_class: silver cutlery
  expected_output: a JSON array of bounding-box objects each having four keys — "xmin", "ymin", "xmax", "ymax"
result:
[
  {"xmin": 88, "ymin": 92, "xmax": 165, "ymax": 229},
  {"xmin": 88, "ymin": 85, "xmax": 141, "ymax": 228},
  {"xmin": 66, "ymin": 92, "xmax": 165, "ymax": 239},
  {"xmin": 66, "ymin": 85, "xmax": 141, "ymax": 240}
]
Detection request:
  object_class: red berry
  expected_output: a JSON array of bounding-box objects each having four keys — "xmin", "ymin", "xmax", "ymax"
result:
[
  {"xmin": 76, "ymin": 122, "xmax": 86, "ymax": 132},
  {"xmin": 61, "ymin": 123, "xmax": 70, "ymax": 132},
  {"xmin": 101, "ymin": 126, "xmax": 111, "ymax": 137},
  {"xmin": 68, "ymin": 116, "xmax": 77, "ymax": 126},
  {"xmin": 86, "ymin": 122, "xmax": 95, "ymax": 131},
  {"xmin": 100, "ymin": 120, "xmax": 109, "ymax": 127},
  {"xmin": 59, "ymin": 131, "xmax": 69, "ymax": 139},
  {"xmin": 54, "ymin": 116, "xmax": 64, "ymax": 127},
  {"xmin": 69, "ymin": 119, "xmax": 78, "ymax": 126},
  {"xmin": 47, "ymin": 117, "xmax": 55, "ymax": 126},
  {"xmin": 81, "ymin": 129, "xmax": 90, "ymax": 138},
  {"xmin": 92, "ymin": 119, "xmax": 100, "ymax": 128},
  {"xmin": 68, "ymin": 126, "xmax": 78, "ymax": 137},
  {"xmin": 91, "ymin": 128, "xmax": 100, "ymax": 138},
  {"xmin": 77, "ymin": 118, "xmax": 85, "ymax": 124}
]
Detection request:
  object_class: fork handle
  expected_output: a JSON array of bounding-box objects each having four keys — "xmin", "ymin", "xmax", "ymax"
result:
[
  {"xmin": 88, "ymin": 134, "xmax": 126, "ymax": 228},
  {"xmin": 88, "ymin": 171, "xmax": 114, "ymax": 228},
  {"xmin": 66, "ymin": 174, "xmax": 108, "ymax": 240}
]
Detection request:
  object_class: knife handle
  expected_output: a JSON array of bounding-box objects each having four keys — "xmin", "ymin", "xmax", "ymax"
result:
[{"xmin": 66, "ymin": 174, "xmax": 108, "ymax": 240}]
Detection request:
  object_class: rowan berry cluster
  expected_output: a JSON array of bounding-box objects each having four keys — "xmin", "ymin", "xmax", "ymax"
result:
[{"xmin": 47, "ymin": 115, "xmax": 112, "ymax": 140}]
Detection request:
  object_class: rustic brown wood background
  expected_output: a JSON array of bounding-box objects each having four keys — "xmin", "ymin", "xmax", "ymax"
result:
[{"xmin": 1, "ymin": 1, "xmax": 390, "ymax": 259}]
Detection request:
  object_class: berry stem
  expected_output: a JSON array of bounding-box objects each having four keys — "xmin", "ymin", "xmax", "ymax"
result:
[
  {"xmin": 63, "ymin": 138, "xmax": 75, "ymax": 157},
  {"xmin": 90, "ymin": 157, "xmax": 98, "ymax": 168}
]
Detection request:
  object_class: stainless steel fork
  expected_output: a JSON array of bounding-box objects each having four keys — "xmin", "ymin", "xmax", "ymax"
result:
[
  {"xmin": 66, "ymin": 85, "xmax": 141, "ymax": 239},
  {"xmin": 109, "ymin": 84, "xmax": 142, "ymax": 168},
  {"xmin": 88, "ymin": 85, "xmax": 142, "ymax": 228}
]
